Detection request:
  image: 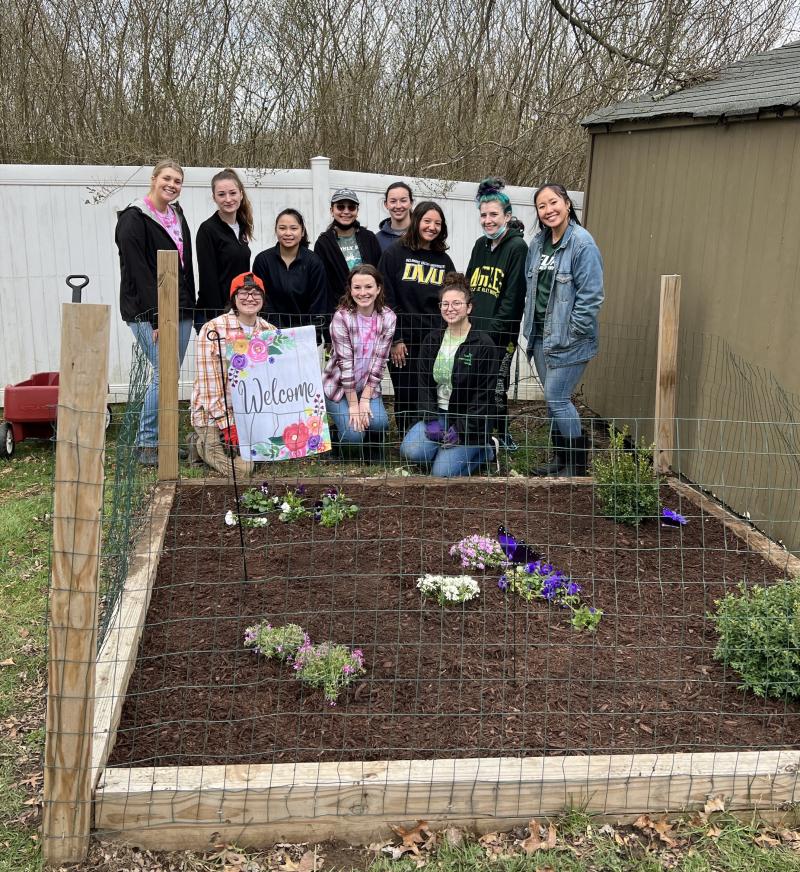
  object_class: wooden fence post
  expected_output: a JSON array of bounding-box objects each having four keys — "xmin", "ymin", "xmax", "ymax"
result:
[
  {"xmin": 655, "ymin": 275, "xmax": 681, "ymax": 474},
  {"xmin": 43, "ymin": 302, "xmax": 110, "ymax": 864},
  {"xmin": 157, "ymin": 250, "xmax": 179, "ymax": 481}
]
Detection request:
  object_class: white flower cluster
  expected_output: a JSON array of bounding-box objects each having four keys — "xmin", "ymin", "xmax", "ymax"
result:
[{"xmin": 416, "ymin": 573, "xmax": 480, "ymax": 604}]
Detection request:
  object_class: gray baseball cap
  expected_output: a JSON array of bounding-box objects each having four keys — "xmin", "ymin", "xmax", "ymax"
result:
[{"xmin": 330, "ymin": 188, "xmax": 360, "ymax": 205}]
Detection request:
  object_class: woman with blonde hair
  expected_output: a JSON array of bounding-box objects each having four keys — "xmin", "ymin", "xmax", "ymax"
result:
[
  {"xmin": 115, "ymin": 159, "xmax": 196, "ymax": 465},
  {"xmin": 195, "ymin": 168, "xmax": 255, "ymax": 328}
]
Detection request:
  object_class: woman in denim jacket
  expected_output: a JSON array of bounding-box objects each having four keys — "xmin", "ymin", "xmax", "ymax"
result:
[{"xmin": 522, "ymin": 184, "xmax": 604, "ymax": 476}]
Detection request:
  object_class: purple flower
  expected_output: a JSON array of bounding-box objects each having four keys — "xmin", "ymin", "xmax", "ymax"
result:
[
  {"xmin": 566, "ymin": 581, "xmax": 581, "ymax": 596},
  {"xmin": 662, "ymin": 507, "xmax": 688, "ymax": 525},
  {"xmin": 307, "ymin": 434, "xmax": 322, "ymax": 451},
  {"xmin": 343, "ymin": 664, "xmax": 354, "ymax": 675},
  {"xmin": 268, "ymin": 356, "xmax": 275, "ymax": 363},
  {"xmin": 230, "ymin": 353, "xmax": 247, "ymax": 370},
  {"xmin": 324, "ymin": 486, "xmax": 339, "ymax": 500},
  {"xmin": 295, "ymin": 484, "xmax": 307, "ymax": 496},
  {"xmin": 259, "ymin": 482, "xmax": 270, "ymax": 495},
  {"xmin": 498, "ymin": 576, "xmax": 508, "ymax": 591}
]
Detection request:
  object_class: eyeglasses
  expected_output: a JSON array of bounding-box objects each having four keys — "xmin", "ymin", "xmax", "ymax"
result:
[
  {"xmin": 237, "ymin": 290, "xmax": 263, "ymax": 300},
  {"xmin": 333, "ymin": 201, "xmax": 358, "ymax": 211},
  {"xmin": 440, "ymin": 301, "xmax": 466, "ymax": 310}
]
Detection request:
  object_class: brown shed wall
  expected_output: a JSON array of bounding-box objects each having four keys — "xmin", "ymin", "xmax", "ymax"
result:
[{"xmin": 581, "ymin": 116, "xmax": 800, "ymax": 553}]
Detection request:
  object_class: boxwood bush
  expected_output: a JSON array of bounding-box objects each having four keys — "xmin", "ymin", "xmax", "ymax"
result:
[
  {"xmin": 592, "ymin": 423, "xmax": 660, "ymax": 526},
  {"xmin": 712, "ymin": 578, "xmax": 800, "ymax": 699}
]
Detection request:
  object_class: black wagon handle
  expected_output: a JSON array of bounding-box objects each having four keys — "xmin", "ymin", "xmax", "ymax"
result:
[{"xmin": 66, "ymin": 274, "xmax": 90, "ymax": 303}]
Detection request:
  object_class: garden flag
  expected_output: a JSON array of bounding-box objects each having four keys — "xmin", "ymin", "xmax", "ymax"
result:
[{"xmin": 227, "ymin": 324, "xmax": 332, "ymax": 461}]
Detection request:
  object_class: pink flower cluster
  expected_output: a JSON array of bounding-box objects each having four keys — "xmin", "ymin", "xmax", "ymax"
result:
[{"xmin": 449, "ymin": 534, "xmax": 508, "ymax": 571}]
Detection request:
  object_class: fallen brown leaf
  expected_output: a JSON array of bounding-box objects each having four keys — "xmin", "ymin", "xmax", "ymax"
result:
[
  {"xmin": 0, "ymin": 658, "xmax": 15, "ymax": 667},
  {"xmin": 298, "ymin": 850, "xmax": 321, "ymax": 872},
  {"xmin": 755, "ymin": 833, "xmax": 781, "ymax": 848},
  {"xmin": 704, "ymin": 795, "xmax": 726, "ymax": 816},
  {"xmin": 520, "ymin": 819, "xmax": 557, "ymax": 854},
  {"xmin": 390, "ymin": 820, "xmax": 432, "ymax": 855}
]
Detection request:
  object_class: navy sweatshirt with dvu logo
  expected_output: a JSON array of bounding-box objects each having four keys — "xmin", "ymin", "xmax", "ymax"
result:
[{"xmin": 378, "ymin": 244, "xmax": 456, "ymax": 347}]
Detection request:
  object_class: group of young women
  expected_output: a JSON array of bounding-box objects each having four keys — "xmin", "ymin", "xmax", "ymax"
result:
[{"xmin": 116, "ymin": 161, "xmax": 604, "ymax": 477}]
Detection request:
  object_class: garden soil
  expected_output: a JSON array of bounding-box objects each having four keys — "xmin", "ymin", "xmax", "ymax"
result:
[{"xmin": 108, "ymin": 480, "xmax": 799, "ymax": 767}]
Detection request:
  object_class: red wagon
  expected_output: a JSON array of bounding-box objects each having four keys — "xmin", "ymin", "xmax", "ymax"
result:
[{"xmin": 0, "ymin": 276, "xmax": 110, "ymax": 458}]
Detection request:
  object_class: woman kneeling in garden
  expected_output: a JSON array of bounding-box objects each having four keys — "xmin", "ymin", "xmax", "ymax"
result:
[
  {"xmin": 400, "ymin": 272, "xmax": 498, "ymax": 477},
  {"xmin": 190, "ymin": 272, "xmax": 276, "ymax": 477},
  {"xmin": 322, "ymin": 265, "xmax": 396, "ymax": 459}
]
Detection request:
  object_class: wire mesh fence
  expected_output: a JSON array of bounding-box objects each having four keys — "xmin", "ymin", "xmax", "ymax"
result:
[{"xmin": 44, "ymin": 307, "xmax": 800, "ymax": 855}]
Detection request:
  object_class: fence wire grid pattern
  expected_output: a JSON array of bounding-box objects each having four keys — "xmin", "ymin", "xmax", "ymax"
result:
[{"xmin": 44, "ymin": 313, "xmax": 800, "ymax": 849}]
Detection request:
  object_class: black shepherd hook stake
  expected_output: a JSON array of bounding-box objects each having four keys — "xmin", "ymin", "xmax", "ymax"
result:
[{"xmin": 208, "ymin": 328, "xmax": 249, "ymax": 581}]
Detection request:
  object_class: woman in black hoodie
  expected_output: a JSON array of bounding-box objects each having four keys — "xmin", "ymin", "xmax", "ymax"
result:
[
  {"xmin": 314, "ymin": 188, "xmax": 381, "ymax": 318},
  {"xmin": 115, "ymin": 159, "xmax": 196, "ymax": 465},
  {"xmin": 194, "ymin": 168, "xmax": 254, "ymax": 329},
  {"xmin": 378, "ymin": 200, "xmax": 456, "ymax": 433}
]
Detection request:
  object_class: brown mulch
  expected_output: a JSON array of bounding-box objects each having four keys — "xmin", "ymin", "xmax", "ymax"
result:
[{"xmin": 108, "ymin": 480, "xmax": 799, "ymax": 768}]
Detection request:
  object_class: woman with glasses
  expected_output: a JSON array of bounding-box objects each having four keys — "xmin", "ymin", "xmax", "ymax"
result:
[
  {"xmin": 252, "ymin": 208, "xmax": 327, "ymax": 330},
  {"xmin": 314, "ymin": 188, "xmax": 382, "ymax": 319},
  {"xmin": 378, "ymin": 200, "xmax": 455, "ymax": 433},
  {"xmin": 399, "ymin": 273, "xmax": 497, "ymax": 477},
  {"xmin": 190, "ymin": 272, "xmax": 276, "ymax": 477}
]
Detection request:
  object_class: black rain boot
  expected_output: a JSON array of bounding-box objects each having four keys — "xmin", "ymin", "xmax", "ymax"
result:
[
  {"xmin": 558, "ymin": 433, "xmax": 589, "ymax": 477},
  {"xmin": 533, "ymin": 432, "xmax": 564, "ymax": 476}
]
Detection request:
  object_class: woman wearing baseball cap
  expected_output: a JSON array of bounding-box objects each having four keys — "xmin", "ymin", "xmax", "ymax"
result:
[
  {"xmin": 190, "ymin": 272, "xmax": 276, "ymax": 477},
  {"xmin": 314, "ymin": 188, "xmax": 382, "ymax": 316}
]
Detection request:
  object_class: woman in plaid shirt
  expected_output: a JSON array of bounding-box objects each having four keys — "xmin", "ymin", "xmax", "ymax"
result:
[
  {"xmin": 323, "ymin": 265, "xmax": 396, "ymax": 459},
  {"xmin": 190, "ymin": 272, "xmax": 276, "ymax": 476}
]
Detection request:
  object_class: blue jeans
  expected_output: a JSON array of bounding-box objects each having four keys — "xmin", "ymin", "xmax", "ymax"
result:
[
  {"xmin": 128, "ymin": 319, "xmax": 192, "ymax": 447},
  {"xmin": 530, "ymin": 335, "xmax": 586, "ymax": 439},
  {"xmin": 400, "ymin": 417, "xmax": 493, "ymax": 477},
  {"xmin": 325, "ymin": 395, "xmax": 389, "ymax": 445}
]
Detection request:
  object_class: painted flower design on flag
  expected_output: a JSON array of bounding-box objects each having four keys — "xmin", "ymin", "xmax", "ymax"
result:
[{"xmin": 247, "ymin": 337, "xmax": 269, "ymax": 363}]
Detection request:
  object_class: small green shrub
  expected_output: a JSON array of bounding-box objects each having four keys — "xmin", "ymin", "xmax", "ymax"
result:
[
  {"xmin": 592, "ymin": 423, "xmax": 659, "ymax": 526},
  {"xmin": 711, "ymin": 578, "xmax": 800, "ymax": 699}
]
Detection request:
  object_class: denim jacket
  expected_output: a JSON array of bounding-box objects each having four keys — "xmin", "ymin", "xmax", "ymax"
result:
[{"xmin": 522, "ymin": 221, "xmax": 604, "ymax": 368}]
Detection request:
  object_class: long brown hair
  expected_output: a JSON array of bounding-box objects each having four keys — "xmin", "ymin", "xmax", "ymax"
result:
[
  {"xmin": 337, "ymin": 265, "xmax": 386, "ymax": 313},
  {"xmin": 398, "ymin": 201, "xmax": 448, "ymax": 252},
  {"xmin": 211, "ymin": 168, "xmax": 255, "ymax": 242}
]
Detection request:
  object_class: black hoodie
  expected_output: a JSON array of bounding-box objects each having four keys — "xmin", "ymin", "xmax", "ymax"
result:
[
  {"xmin": 195, "ymin": 212, "xmax": 251, "ymax": 325},
  {"xmin": 115, "ymin": 199, "xmax": 196, "ymax": 326},
  {"xmin": 465, "ymin": 225, "xmax": 528, "ymax": 350},
  {"xmin": 378, "ymin": 244, "xmax": 456, "ymax": 347}
]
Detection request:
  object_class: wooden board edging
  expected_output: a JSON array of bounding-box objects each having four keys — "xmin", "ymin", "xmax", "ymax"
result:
[
  {"xmin": 670, "ymin": 479, "xmax": 800, "ymax": 577},
  {"xmin": 182, "ymin": 474, "xmax": 594, "ymax": 488},
  {"xmin": 91, "ymin": 482, "xmax": 176, "ymax": 786},
  {"xmin": 94, "ymin": 750, "xmax": 800, "ymax": 850}
]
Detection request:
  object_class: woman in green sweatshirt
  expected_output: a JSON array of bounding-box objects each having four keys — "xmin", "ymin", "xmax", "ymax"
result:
[{"xmin": 465, "ymin": 177, "xmax": 528, "ymax": 449}]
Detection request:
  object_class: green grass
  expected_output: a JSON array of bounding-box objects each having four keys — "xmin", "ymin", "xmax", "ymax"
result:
[{"xmin": 0, "ymin": 441, "xmax": 53, "ymax": 872}]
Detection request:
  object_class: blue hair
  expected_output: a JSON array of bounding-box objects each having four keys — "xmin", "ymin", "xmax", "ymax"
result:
[{"xmin": 476, "ymin": 176, "xmax": 512, "ymax": 214}]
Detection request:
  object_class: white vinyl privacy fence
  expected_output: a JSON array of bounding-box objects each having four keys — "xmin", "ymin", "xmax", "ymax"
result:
[{"xmin": 0, "ymin": 159, "xmax": 582, "ymax": 402}]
